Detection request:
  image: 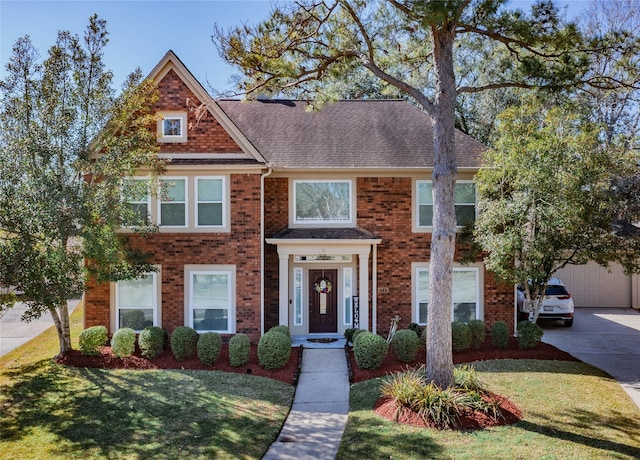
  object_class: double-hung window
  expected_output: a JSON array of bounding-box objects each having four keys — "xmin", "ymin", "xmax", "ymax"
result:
[
  {"xmin": 188, "ymin": 268, "xmax": 235, "ymax": 333},
  {"xmin": 123, "ymin": 178, "xmax": 150, "ymax": 226},
  {"xmin": 115, "ymin": 272, "xmax": 158, "ymax": 331},
  {"xmin": 196, "ymin": 177, "xmax": 225, "ymax": 227},
  {"xmin": 293, "ymin": 180, "xmax": 353, "ymax": 225},
  {"xmin": 416, "ymin": 181, "xmax": 476, "ymax": 228},
  {"xmin": 415, "ymin": 267, "xmax": 480, "ymax": 324},
  {"xmin": 159, "ymin": 178, "xmax": 187, "ymax": 227}
]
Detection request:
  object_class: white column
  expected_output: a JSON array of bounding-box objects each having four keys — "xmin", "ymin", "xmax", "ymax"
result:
[
  {"xmin": 278, "ymin": 253, "xmax": 290, "ymax": 326},
  {"xmin": 358, "ymin": 251, "xmax": 370, "ymax": 331}
]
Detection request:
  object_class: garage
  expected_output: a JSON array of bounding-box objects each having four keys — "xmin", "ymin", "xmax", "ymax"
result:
[{"xmin": 556, "ymin": 262, "xmax": 640, "ymax": 308}]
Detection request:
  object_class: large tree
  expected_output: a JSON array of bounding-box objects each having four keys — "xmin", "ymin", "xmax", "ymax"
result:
[
  {"xmin": 0, "ymin": 16, "xmax": 164, "ymax": 354},
  {"xmin": 214, "ymin": 0, "xmax": 637, "ymax": 388},
  {"xmin": 475, "ymin": 97, "xmax": 640, "ymax": 321}
]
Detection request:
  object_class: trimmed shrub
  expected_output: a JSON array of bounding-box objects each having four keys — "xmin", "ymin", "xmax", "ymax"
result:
[
  {"xmin": 451, "ymin": 321, "xmax": 471, "ymax": 351},
  {"xmin": 491, "ymin": 321, "xmax": 510, "ymax": 350},
  {"xmin": 229, "ymin": 333, "xmax": 251, "ymax": 367},
  {"xmin": 171, "ymin": 326, "xmax": 198, "ymax": 361},
  {"xmin": 353, "ymin": 331, "xmax": 388, "ymax": 370},
  {"xmin": 258, "ymin": 331, "xmax": 291, "ymax": 369},
  {"xmin": 197, "ymin": 332, "xmax": 222, "ymax": 365},
  {"xmin": 352, "ymin": 329, "xmax": 367, "ymax": 343},
  {"xmin": 517, "ymin": 321, "xmax": 544, "ymax": 349},
  {"xmin": 268, "ymin": 325, "xmax": 291, "ymax": 340},
  {"xmin": 390, "ymin": 329, "xmax": 420, "ymax": 363},
  {"xmin": 468, "ymin": 320, "xmax": 486, "ymax": 350},
  {"xmin": 139, "ymin": 326, "xmax": 166, "ymax": 359},
  {"xmin": 344, "ymin": 328, "xmax": 360, "ymax": 345},
  {"xmin": 79, "ymin": 325, "xmax": 108, "ymax": 356},
  {"xmin": 111, "ymin": 328, "xmax": 136, "ymax": 358},
  {"xmin": 407, "ymin": 322, "xmax": 424, "ymax": 340}
]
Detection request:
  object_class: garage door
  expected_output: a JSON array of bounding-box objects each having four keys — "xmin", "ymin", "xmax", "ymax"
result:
[{"xmin": 556, "ymin": 262, "xmax": 631, "ymax": 308}]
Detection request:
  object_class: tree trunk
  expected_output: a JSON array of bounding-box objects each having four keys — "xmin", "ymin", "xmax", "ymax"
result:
[
  {"xmin": 426, "ymin": 25, "xmax": 457, "ymax": 389},
  {"xmin": 49, "ymin": 303, "xmax": 72, "ymax": 355}
]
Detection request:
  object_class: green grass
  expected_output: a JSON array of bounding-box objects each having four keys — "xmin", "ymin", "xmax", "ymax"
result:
[
  {"xmin": 0, "ymin": 303, "xmax": 294, "ymax": 459},
  {"xmin": 338, "ymin": 360, "xmax": 640, "ymax": 460}
]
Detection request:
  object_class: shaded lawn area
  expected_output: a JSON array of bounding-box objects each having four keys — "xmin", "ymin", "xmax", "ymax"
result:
[
  {"xmin": 0, "ymin": 304, "xmax": 294, "ymax": 459},
  {"xmin": 339, "ymin": 360, "xmax": 640, "ymax": 460}
]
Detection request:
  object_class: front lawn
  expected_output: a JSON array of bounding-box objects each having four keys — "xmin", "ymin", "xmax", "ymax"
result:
[{"xmin": 339, "ymin": 360, "xmax": 640, "ymax": 459}]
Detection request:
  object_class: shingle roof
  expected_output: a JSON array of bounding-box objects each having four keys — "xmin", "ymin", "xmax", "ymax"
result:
[
  {"xmin": 272, "ymin": 227, "xmax": 379, "ymax": 240},
  {"xmin": 216, "ymin": 99, "xmax": 484, "ymax": 169}
]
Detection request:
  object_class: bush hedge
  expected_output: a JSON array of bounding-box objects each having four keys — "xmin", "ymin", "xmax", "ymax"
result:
[
  {"xmin": 268, "ymin": 325, "xmax": 291, "ymax": 340},
  {"xmin": 111, "ymin": 328, "xmax": 136, "ymax": 358},
  {"xmin": 353, "ymin": 331, "xmax": 388, "ymax": 370},
  {"xmin": 171, "ymin": 326, "xmax": 198, "ymax": 361},
  {"xmin": 229, "ymin": 333, "xmax": 251, "ymax": 367},
  {"xmin": 352, "ymin": 329, "xmax": 367, "ymax": 344},
  {"xmin": 197, "ymin": 332, "xmax": 222, "ymax": 365},
  {"xmin": 491, "ymin": 321, "xmax": 510, "ymax": 349},
  {"xmin": 468, "ymin": 320, "xmax": 486, "ymax": 350},
  {"xmin": 451, "ymin": 321, "xmax": 471, "ymax": 351},
  {"xmin": 139, "ymin": 326, "xmax": 166, "ymax": 359},
  {"xmin": 258, "ymin": 331, "xmax": 291, "ymax": 369},
  {"xmin": 79, "ymin": 325, "xmax": 108, "ymax": 356},
  {"xmin": 517, "ymin": 320, "xmax": 544, "ymax": 349},
  {"xmin": 390, "ymin": 329, "xmax": 420, "ymax": 363}
]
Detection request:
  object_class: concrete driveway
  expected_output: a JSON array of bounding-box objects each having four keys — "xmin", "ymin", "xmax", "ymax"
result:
[
  {"xmin": 541, "ymin": 307, "xmax": 640, "ymax": 408},
  {"xmin": 0, "ymin": 300, "xmax": 80, "ymax": 357}
]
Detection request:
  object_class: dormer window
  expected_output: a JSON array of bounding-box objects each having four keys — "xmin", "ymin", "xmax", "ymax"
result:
[{"xmin": 157, "ymin": 112, "xmax": 187, "ymax": 143}]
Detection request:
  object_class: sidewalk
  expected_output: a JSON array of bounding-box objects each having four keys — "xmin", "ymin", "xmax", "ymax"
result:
[{"xmin": 263, "ymin": 348, "xmax": 350, "ymax": 460}]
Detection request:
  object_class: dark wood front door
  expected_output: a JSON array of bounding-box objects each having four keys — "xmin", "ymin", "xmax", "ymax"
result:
[{"xmin": 309, "ymin": 269, "xmax": 338, "ymax": 333}]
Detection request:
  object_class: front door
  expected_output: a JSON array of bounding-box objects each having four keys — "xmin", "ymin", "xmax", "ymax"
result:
[{"xmin": 309, "ymin": 269, "xmax": 338, "ymax": 333}]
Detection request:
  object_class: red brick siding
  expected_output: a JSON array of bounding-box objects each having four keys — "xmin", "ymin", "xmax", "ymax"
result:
[{"xmin": 153, "ymin": 70, "xmax": 241, "ymax": 154}]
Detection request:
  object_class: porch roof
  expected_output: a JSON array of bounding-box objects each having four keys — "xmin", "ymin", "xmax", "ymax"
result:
[{"xmin": 270, "ymin": 227, "xmax": 379, "ymax": 241}]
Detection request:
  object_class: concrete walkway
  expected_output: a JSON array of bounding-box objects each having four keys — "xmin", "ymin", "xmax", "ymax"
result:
[
  {"xmin": 542, "ymin": 307, "xmax": 640, "ymax": 408},
  {"xmin": 263, "ymin": 348, "xmax": 350, "ymax": 460}
]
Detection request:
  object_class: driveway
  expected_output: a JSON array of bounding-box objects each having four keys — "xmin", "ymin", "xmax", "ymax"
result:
[
  {"xmin": 541, "ymin": 307, "xmax": 640, "ymax": 408},
  {"xmin": 0, "ymin": 300, "xmax": 80, "ymax": 357}
]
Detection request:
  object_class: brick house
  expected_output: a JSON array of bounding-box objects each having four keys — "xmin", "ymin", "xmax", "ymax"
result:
[{"xmin": 84, "ymin": 51, "xmax": 515, "ymax": 342}]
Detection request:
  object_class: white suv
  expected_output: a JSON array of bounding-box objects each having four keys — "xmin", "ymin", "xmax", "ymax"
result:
[{"xmin": 517, "ymin": 277, "xmax": 574, "ymax": 327}]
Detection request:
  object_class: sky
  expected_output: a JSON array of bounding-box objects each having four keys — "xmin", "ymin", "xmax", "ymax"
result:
[{"xmin": 1, "ymin": 0, "xmax": 590, "ymax": 95}]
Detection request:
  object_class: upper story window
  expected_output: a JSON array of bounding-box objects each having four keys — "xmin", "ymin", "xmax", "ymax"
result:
[
  {"xmin": 159, "ymin": 178, "xmax": 187, "ymax": 227},
  {"xmin": 416, "ymin": 180, "xmax": 476, "ymax": 228},
  {"xmin": 157, "ymin": 112, "xmax": 187, "ymax": 143},
  {"xmin": 196, "ymin": 177, "xmax": 225, "ymax": 227},
  {"xmin": 293, "ymin": 180, "xmax": 353, "ymax": 225},
  {"xmin": 123, "ymin": 178, "xmax": 150, "ymax": 226}
]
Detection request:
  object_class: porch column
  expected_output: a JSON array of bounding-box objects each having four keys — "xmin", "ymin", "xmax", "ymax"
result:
[
  {"xmin": 278, "ymin": 253, "xmax": 289, "ymax": 326},
  {"xmin": 358, "ymin": 251, "xmax": 370, "ymax": 330}
]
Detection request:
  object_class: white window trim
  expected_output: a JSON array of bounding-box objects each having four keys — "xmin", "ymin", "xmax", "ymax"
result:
[
  {"xmin": 293, "ymin": 267, "xmax": 304, "ymax": 326},
  {"xmin": 185, "ymin": 265, "xmax": 236, "ymax": 334},
  {"xmin": 413, "ymin": 179, "xmax": 477, "ymax": 232},
  {"xmin": 195, "ymin": 176, "xmax": 228, "ymax": 230},
  {"xmin": 412, "ymin": 263, "xmax": 483, "ymax": 325},
  {"xmin": 157, "ymin": 111, "xmax": 188, "ymax": 143},
  {"xmin": 343, "ymin": 267, "xmax": 353, "ymax": 326},
  {"xmin": 291, "ymin": 179, "xmax": 355, "ymax": 227},
  {"xmin": 111, "ymin": 268, "xmax": 161, "ymax": 333},
  {"xmin": 158, "ymin": 177, "xmax": 188, "ymax": 228}
]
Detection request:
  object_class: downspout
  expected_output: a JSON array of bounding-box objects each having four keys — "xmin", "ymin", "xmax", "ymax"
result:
[
  {"xmin": 372, "ymin": 243, "xmax": 378, "ymax": 334},
  {"xmin": 260, "ymin": 164, "xmax": 274, "ymax": 336}
]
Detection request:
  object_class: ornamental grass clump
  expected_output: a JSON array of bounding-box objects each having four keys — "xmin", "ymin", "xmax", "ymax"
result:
[
  {"xmin": 468, "ymin": 320, "xmax": 486, "ymax": 350},
  {"xmin": 353, "ymin": 331, "xmax": 388, "ymax": 370},
  {"xmin": 229, "ymin": 333, "xmax": 251, "ymax": 367},
  {"xmin": 197, "ymin": 332, "xmax": 222, "ymax": 365},
  {"xmin": 491, "ymin": 320, "xmax": 510, "ymax": 349},
  {"xmin": 79, "ymin": 325, "xmax": 108, "ymax": 356},
  {"xmin": 139, "ymin": 326, "xmax": 166, "ymax": 359},
  {"xmin": 111, "ymin": 328, "xmax": 136, "ymax": 358},
  {"xmin": 451, "ymin": 321, "xmax": 471, "ymax": 351},
  {"xmin": 171, "ymin": 326, "xmax": 198, "ymax": 361},
  {"xmin": 517, "ymin": 320, "xmax": 544, "ymax": 349},
  {"xmin": 390, "ymin": 329, "xmax": 420, "ymax": 363},
  {"xmin": 258, "ymin": 331, "xmax": 291, "ymax": 369}
]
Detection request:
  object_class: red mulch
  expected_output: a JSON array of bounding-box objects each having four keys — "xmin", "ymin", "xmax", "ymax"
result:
[{"xmin": 55, "ymin": 345, "xmax": 302, "ymax": 385}]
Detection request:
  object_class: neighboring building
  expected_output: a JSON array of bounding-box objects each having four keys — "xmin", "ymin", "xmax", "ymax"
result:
[{"xmin": 84, "ymin": 51, "xmax": 515, "ymax": 342}]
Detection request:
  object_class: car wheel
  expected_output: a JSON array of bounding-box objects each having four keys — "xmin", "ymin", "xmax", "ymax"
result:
[{"xmin": 563, "ymin": 319, "xmax": 573, "ymax": 327}]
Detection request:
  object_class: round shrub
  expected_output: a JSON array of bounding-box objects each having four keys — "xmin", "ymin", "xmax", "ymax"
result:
[
  {"xmin": 197, "ymin": 332, "xmax": 222, "ymax": 365},
  {"xmin": 391, "ymin": 329, "xmax": 420, "ymax": 363},
  {"xmin": 171, "ymin": 326, "xmax": 198, "ymax": 361},
  {"xmin": 517, "ymin": 320, "xmax": 544, "ymax": 349},
  {"xmin": 352, "ymin": 329, "xmax": 367, "ymax": 343},
  {"xmin": 468, "ymin": 320, "xmax": 486, "ymax": 350},
  {"xmin": 491, "ymin": 321, "xmax": 510, "ymax": 350},
  {"xmin": 229, "ymin": 333, "xmax": 251, "ymax": 367},
  {"xmin": 139, "ymin": 326, "xmax": 167, "ymax": 359},
  {"xmin": 258, "ymin": 331, "xmax": 291, "ymax": 369},
  {"xmin": 344, "ymin": 328, "xmax": 360, "ymax": 345},
  {"xmin": 268, "ymin": 325, "xmax": 291, "ymax": 340},
  {"xmin": 111, "ymin": 328, "xmax": 136, "ymax": 358},
  {"xmin": 79, "ymin": 325, "xmax": 108, "ymax": 356},
  {"xmin": 451, "ymin": 321, "xmax": 471, "ymax": 352},
  {"xmin": 353, "ymin": 331, "xmax": 388, "ymax": 370}
]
